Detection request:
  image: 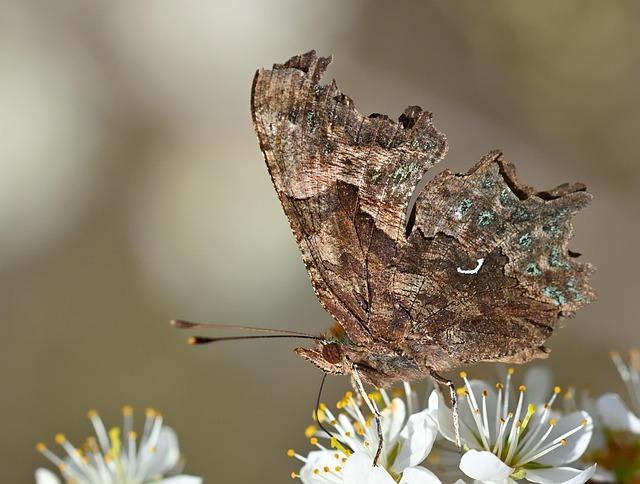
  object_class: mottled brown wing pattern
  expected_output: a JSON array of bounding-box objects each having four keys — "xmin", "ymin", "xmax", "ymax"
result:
[
  {"xmin": 396, "ymin": 152, "xmax": 595, "ymax": 367},
  {"xmin": 251, "ymin": 51, "xmax": 447, "ymax": 345},
  {"xmin": 252, "ymin": 50, "xmax": 594, "ymax": 371}
]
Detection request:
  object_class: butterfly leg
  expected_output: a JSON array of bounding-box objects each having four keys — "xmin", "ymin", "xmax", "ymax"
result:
[
  {"xmin": 351, "ymin": 364, "xmax": 384, "ymax": 466},
  {"xmin": 429, "ymin": 369, "xmax": 461, "ymax": 449}
]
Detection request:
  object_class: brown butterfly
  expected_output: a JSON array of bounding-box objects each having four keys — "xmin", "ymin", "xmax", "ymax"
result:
[{"xmin": 174, "ymin": 50, "xmax": 595, "ymax": 464}]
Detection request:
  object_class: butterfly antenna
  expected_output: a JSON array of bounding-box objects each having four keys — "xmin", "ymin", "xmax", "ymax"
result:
[
  {"xmin": 171, "ymin": 319, "xmax": 319, "ymax": 338},
  {"xmin": 187, "ymin": 334, "xmax": 321, "ymax": 345},
  {"xmin": 314, "ymin": 373, "xmax": 353, "ymax": 453}
]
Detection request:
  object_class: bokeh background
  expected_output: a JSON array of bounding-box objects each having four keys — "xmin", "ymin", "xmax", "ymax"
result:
[{"xmin": 1, "ymin": 1, "xmax": 639, "ymax": 482}]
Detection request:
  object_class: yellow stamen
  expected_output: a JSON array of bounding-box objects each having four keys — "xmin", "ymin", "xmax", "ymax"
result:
[
  {"xmin": 507, "ymin": 367, "xmax": 515, "ymax": 375},
  {"xmin": 145, "ymin": 407, "xmax": 156, "ymax": 417},
  {"xmin": 335, "ymin": 466, "xmax": 342, "ymax": 472},
  {"xmin": 459, "ymin": 371, "xmax": 468, "ymax": 379},
  {"xmin": 554, "ymin": 386, "xmax": 561, "ymax": 394},
  {"xmin": 518, "ymin": 384, "xmax": 527, "ymax": 392},
  {"xmin": 36, "ymin": 443, "xmax": 46, "ymax": 452},
  {"xmin": 108, "ymin": 427, "xmax": 121, "ymax": 458},
  {"xmin": 310, "ymin": 437, "xmax": 318, "ymax": 445},
  {"xmin": 55, "ymin": 434, "xmax": 66, "ymax": 445},
  {"xmin": 561, "ymin": 438, "xmax": 567, "ymax": 446},
  {"xmin": 549, "ymin": 418, "xmax": 557, "ymax": 426},
  {"xmin": 323, "ymin": 466, "xmax": 330, "ymax": 472},
  {"xmin": 87, "ymin": 409, "xmax": 98, "ymax": 419},
  {"xmin": 290, "ymin": 472, "xmax": 298, "ymax": 479},
  {"xmin": 287, "ymin": 449, "xmax": 295, "ymax": 457},
  {"xmin": 122, "ymin": 405, "xmax": 133, "ymax": 416},
  {"xmin": 305, "ymin": 425, "xmax": 317, "ymax": 438},
  {"xmin": 521, "ymin": 403, "xmax": 536, "ymax": 432}
]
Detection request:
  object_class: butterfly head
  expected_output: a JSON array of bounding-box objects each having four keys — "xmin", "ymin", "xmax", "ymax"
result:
[{"xmin": 295, "ymin": 341, "xmax": 348, "ymax": 375}]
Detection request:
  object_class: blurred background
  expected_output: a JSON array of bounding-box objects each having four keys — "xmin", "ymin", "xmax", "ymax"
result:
[{"xmin": 1, "ymin": 0, "xmax": 638, "ymax": 481}]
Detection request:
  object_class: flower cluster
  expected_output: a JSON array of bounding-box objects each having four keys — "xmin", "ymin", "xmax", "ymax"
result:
[
  {"xmin": 289, "ymin": 363, "xmax": 640, "ymax": 484},
  {"xmin": 287, "ymin": 384, "xmax": 441, "ymax": 483},
  {"xmin": 35, "ymin": 406, "xmax": 201, "ymax": 484}
]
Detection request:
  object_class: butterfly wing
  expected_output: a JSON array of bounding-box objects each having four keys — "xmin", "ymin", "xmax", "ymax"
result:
[
  {"xmin": 395, "ymin": 152, "xmax": 595, "ymax": 368},
  {"xmin": 252, "ymin": 51, "xmax": 595, "ymax": 373},
  {"xmin": 251, "ymin": 51, "xmax": 447, "ymax": 344}
]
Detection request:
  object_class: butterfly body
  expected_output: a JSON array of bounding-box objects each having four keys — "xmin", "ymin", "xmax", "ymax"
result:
[{"xmin": 251, "ymin": 51, "xmax": 595, "ymax": 387}]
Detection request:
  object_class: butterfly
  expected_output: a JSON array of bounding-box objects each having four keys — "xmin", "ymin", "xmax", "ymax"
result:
[{"xmin": 175, "ymin": 50, "xmax": 595, "ymax": 464}]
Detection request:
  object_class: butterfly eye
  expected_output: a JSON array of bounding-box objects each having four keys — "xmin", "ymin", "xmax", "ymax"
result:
[{"xmin": 322, "ymin": 343, "xmax": 342, "ymax": 364}]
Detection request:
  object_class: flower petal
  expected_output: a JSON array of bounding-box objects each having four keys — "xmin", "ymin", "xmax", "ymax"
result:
[
  {"xmin": 35, "ymin": 469, "xmax": 61, "ymax": 484},
  {"xmin": 535, "ymin": 411, "xmax": 592, "ymax": 466},
  {"xmin": 589, "ymin": 466, "xmax": 616, "ymax": 483},
  {"xmin": 399, "ymin": 466, "xmax": 442, "ymax": 484},
  {"xmin": 596, "ymin": 393, "xmax": 640, "ymax": 434},
  {"xmin": 383, "ymin": 398, "xmax": 407, "ymax": 445},
  {"xmin": 143, "ymin": 426, "xmax": 182, "ymax": 478},
  {"xmin": 392, "ymin": 409, "xmax": 438, "ymax": 472},
  {"xmin": 300, "ymin": 450, "xmax": 345, "ymax": 484},
  {"xmin": 343, "ymin": 452, "xmax": 396, "ymax": 484},
  {"xmin": 525, "ymin": 465, "xmax": 596, "ymax": 484},
  {"xmin": 459, "ymin": 449, "xmax": 513, "ymax": 481},
  {"xmin": 158, "ymin": 476, "xmax": 203, "ymax": 484}
]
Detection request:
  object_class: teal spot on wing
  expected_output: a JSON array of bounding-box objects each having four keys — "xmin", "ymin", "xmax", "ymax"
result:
[
  {"xmin": 565, "ymin": 277, "xmax": 585, "ymax": 302},
  {"xmin": 455, "ymin": 199, "xmax": 473, "ymax": 219},
  {"xmin": 511, "ymin": 206, "xmax": 533, "ymax": 223},
  {"xmin": 548, "ymin": 247, "xmax": 571, "ymax": 270},
  {"xmin": 542, "ymin": 209, "xmax": 569, "ymax": 238},
  {"xmin": 499, "ymin": 188, "xmax": 514, "ymax": 206},
  {"xmin": 544, "ymin": 286, "xmax": 566, "ymax": 306},
  {"xmin": 518, "ymin": 233, "xmax": 533, "ymax": 249},
  {"xmin": 392, "ymin": 161, "xmax": 420, "ymax": 183},
  {"xmin": 525, "ymin": 262, "xmax": 543, "ymax": 276},
  {"xmin": 482, "ymin": 172, "xmax": 495, "ymax": 189},
  {"xmin": 478, "ymin": 210, "xmax": 496, "ymax": 227}
]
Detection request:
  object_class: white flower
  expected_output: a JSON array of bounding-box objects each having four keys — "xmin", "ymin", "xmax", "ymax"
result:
[
  {"xmin": 434, "ymin": 367, "xmax": 596, "ymax": 484},
  {"xmin": 35, "ymin": 406, "xmax": 201, "ymax": 484},
  {"xmin": 596, "ymin": 350, "xmax": 640, "ymax": 434},
  {"xmin": 289, "ymin": 384, "xmax": 441, "ymax": 483}
]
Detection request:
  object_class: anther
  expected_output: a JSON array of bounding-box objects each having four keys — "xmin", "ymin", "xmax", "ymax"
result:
[
  {"xmin": 459, "ymin": 371, "xmax": 468, "ymax": 379},
  {"xmin": 36, "ymin": 443, "xmax": 46, "ymax": 452},
  {"xmin": 287, "ymin": 449, "xmax": 295, "ymax": 457},
  {"xmin": 310, "ymin": 437, "xmax": 318, "ymax": 445},
  {"xmin": 508, "ymin": 367, "xmax": 515, "ymax": 375},
  {"xmin": 55, "ymin": 434, "xmax": 66, "ymax": 445},
  {"xmin": 122, "ymin": 405, "xmax": 133, "ymax": 416},
  {"xmin": 549, "ymin": 418, "xmax": 557, "ymax": 426},
  {"xmin": 518, "ymin": 385, "xmax": 527, "ymax": 392},
  {"xmin": 305, "ymin": 425, "xmax": 317, "ymax": 438},
  {"xmin": 561, "ymin": 438, "xmax": 567, "ymax": 446},
  {"xmin": 87, "ymin": 409, "xmax": 98, "ymax": 419},
  {"xmin": 554, "ymin": 386, "xmax": 561, "ymax": 394}
]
